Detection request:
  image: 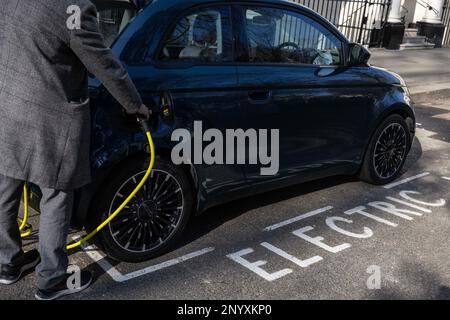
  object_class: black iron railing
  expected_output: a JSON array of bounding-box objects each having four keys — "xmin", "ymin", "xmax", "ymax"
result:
[
  {"xmin": 292, "ymin": 0, "xmax": 392, "ymax": 46},
  {"xmin": 443, "ymin": 0, "xmax": 450, "ymax": 46}
]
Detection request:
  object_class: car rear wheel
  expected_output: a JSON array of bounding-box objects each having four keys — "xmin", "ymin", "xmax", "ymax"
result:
[
  {"xmin": 360, "ymin": 114, "xmax": 411, "ymax": 185},
  {"xmin": 88, "ymin": 156, "xmax": 194, "ymax": 262}
]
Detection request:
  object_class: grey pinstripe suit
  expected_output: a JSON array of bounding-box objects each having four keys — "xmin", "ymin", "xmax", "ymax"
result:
[{"xmin": 0, "ymin": 0, "xmax": 143, "ymax": 289}]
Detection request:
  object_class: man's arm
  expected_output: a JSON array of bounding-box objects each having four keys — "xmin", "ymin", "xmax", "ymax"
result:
[{"xmin": 68, "ymin": 2, "xmax": 146, "ymax": 116}]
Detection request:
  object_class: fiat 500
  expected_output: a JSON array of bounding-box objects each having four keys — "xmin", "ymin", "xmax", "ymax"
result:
[{"xmin": 28, "ymin": 0, "xmax": 415, "ymax": 262}]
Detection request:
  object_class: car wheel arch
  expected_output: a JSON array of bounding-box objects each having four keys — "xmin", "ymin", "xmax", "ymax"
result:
[
  {"xmin": 155, "ymin": 148, "xmax": 200, "ymax": 205},
  {"xmin": 377, "ymin": 103, "xmax": 415, "ymax": 137},
  {"xmin": 83, "ymin": 150, "xmax": 150, "ymax": 229}
]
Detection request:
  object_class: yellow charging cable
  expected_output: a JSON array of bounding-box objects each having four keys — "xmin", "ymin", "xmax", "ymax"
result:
[
  {"xmin": 19, "ymin": 128, "xmax": 155, "ymax": 250},
  {"xmin": 19, "ymin": 183, "xmax": 33, "ymax": 238}
]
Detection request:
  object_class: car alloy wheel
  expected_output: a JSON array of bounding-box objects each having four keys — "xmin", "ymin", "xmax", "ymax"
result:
[
  {"xmin": 372, "ymin": 123, "xmax": 407, "ymax": 179},
  {"xmin": 108, "ymin": 169, "xmax": 184, "ymax": 253}
]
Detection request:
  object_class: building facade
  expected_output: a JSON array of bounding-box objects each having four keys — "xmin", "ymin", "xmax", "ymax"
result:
[{"xmin": 291, "ymin": 0, "xmax": 450, "ymax": 49}]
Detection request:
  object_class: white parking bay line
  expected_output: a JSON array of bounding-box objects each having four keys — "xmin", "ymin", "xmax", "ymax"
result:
[
  {"xmin": 442, "ymin": 177, "xmax": 450, "ymax": 181},
  {"xmin": 264, "ymin": 206, "xmax": 333, "ymax": 231},
  {"xmin": 121, "ymin": 247, "xmax": 215, "ymax": 281},
  {"xmin": 81, "ymin": 242, "xmax": 126, "ymax": 282},
  {"xmin": 78, "ymin": 239, "xmax": 215, "ymax": 282},
  {"xmin": 383, "ymin": 172, "xmax": 430, "ymax": 189}
]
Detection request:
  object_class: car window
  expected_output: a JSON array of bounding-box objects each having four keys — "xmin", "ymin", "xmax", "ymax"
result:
[
  {"xmin": 243, "ymin": 7, "xmax": 342, "ymax": 66},
  {"xmin": 159, "ymin": 6, "xmax": 233, "ymax": 63}
]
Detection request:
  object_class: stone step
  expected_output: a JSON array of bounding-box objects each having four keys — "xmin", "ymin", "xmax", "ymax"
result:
[
  {"xmin": 402, "ymin": 35, "xmax": 428, "ymax": 44},
  {"xmin": 399, "ymin": 42, "xmax": 436, "ymax": 50},
  {"xmin": 404, "ymin": 28, "xmax": 418, "ymax": 37}
]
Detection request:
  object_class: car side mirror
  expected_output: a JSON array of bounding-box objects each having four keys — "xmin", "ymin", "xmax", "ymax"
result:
[{"xmin": 348, "ymin": 43, "xmax": 371, "ymax": 66}]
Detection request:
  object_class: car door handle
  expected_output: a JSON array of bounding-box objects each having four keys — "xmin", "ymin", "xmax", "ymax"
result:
[{"xmin": 248, "ymin": 90, "xmax": 272, "ymax": 103}]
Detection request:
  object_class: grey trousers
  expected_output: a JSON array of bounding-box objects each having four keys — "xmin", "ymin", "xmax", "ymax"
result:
[{"xmin": 0, "ymin": 174, "xmax": 73, "ymax": 290}]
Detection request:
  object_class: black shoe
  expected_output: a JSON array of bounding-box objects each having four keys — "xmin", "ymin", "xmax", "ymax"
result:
[
  {"xmin": 0, "ymin": 249, "xmax": 40, "ymax": 285},
  {"xmin": 35, "ymin": 270, "xmax": 93, "ymax": 300}
]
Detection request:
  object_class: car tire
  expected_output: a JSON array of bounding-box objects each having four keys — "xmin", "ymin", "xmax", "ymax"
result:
[
  {"xmin": 360, "ymin": 114, "xmax": 411, "ymax": 185},
  {"xmin": 87, "ymin": 155, "xmax": 194, "ymax": 263}
]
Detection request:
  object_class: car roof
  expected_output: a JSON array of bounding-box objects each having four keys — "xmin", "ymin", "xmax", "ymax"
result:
[{"xmin": 152, "ymin": 0, "xmax": 312, "ymax": 13}]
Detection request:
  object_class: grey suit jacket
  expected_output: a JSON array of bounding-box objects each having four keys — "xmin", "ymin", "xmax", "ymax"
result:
[{"xmin": 0, "ymin": 0, "xmax": 142, "ymax": 190}]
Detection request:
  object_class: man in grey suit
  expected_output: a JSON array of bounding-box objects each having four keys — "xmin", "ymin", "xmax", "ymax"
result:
[{"xmin": 0, "ymin": 0, "xmax": 150, "ymax": 299}]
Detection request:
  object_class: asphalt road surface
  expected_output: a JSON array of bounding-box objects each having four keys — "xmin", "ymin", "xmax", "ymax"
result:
[{"xmin": 2, "ymin": 92, "xmax": 450, "ymax": 300}]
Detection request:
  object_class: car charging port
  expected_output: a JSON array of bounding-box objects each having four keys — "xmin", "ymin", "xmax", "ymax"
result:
[{"xmin": 160, "ymin": 91, "xmax": 174, "ymax": 121}]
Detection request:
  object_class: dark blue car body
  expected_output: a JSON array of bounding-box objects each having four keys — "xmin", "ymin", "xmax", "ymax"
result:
[{"xmin": 31, "ymin": 0, "xmax": 415, "ymax": 233}]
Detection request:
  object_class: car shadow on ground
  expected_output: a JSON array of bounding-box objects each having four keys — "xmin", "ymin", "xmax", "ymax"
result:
[
  {"xmin": 414, "ymin": 103, "xmax": 450, "ymax": 146},
  {"xmin": 175, "ymin": 135, "xmax": 423, "ymax": 249},
  {"xmin": 182, "ymin": 175, "xmax": 359, "ymax": 245},
  {"xmin": 77, "ymin": 174, "xmax": 364, "ymax": 288},
  {"xmin": 80, "ymin": 135, "xmax": 424, "ymax": 287}
]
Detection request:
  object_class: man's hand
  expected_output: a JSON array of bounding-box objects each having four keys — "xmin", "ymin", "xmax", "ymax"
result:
[{"xmin": 130, "ymin": 104, "xmax": 151, "ymax": 120}]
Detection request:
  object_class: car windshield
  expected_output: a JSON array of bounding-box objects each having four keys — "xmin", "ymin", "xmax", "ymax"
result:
[{"xmin": 93, "ymin": 0, "xmax": 153, "ymax": 47}]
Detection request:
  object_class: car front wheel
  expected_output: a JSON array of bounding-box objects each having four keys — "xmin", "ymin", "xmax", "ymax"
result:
[
  {"xmin": 88, "ymin": 156, "xmax": 194, "ymax": 262},
  {"xmin": 360, "ymin": 114, "xmax": 411, "ymax": 185}
]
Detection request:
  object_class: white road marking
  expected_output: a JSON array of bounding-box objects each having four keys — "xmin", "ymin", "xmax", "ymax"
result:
[
  {"xmin": 442, "ymin": 177, "xmax": 450, "ymax": 181},
  {"xmin": 383, "ymin": 172, "xmax": 430, "ymax": 189},
  {"xmin": 385, "ymin": 196, "xmax": 432, "ymax": 213},
  {"xmin": 121, "ymin": 247, "xmax": 215, "ymax": 281},
  {"xmin": 264, "ymin": 206, "xmax": 333, "ymax": 231},
  {"xmin": 76, "ymin": 237, "xmax": 215, "ymax": 282},
  {"xmin": 292, "ymin": 226, "xmax": 351, "ymax": 253},
  {"xmin": 227, "ymin": 248, "xmax": 292, "ymax": 281},
  {"xmin": 81, "ymin": 242, "xmax": 126, "ymax": 282},
  {"xmin": 231, "ymin": 187, "xmax": 449, "ymax": 282},
  {"xmin": 260, "ymin": 242, "xmax": 323, "ymax": 267}
]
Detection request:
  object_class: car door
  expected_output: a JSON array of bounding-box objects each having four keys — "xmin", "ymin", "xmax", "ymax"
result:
[
  {"xmin": 140, "ymin": 5, "xmax": 247, "ymax": 206},
  {"xmin": 235, "ymin": 4, "xmax": 373, "ymax": 185}
]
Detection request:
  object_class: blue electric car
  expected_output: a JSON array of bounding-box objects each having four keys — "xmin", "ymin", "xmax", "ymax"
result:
[{"xmin": 28, "ymin": 0, "xmax": 415, "ymax": 262}]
